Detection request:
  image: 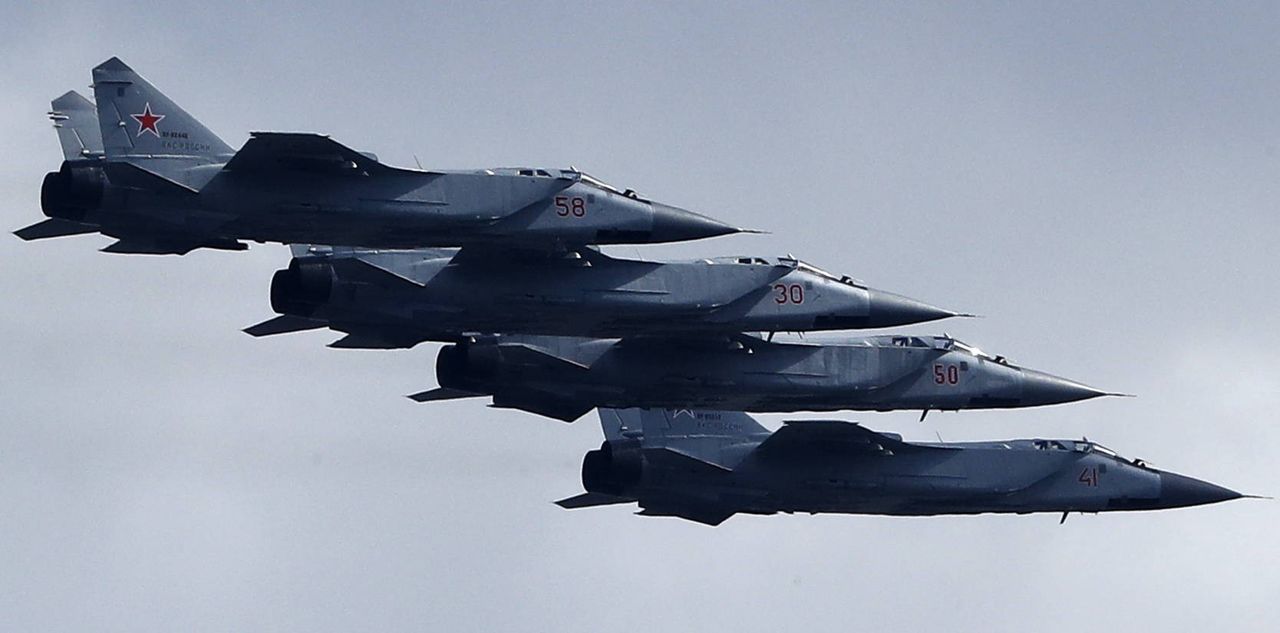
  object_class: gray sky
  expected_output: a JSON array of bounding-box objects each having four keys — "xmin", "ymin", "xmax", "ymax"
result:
[{"xmin": 2, "ymin": 2, "xmax": 1277, "ymax": 631}]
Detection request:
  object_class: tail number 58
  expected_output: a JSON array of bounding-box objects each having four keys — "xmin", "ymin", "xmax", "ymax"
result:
[{"xmin": 554, "ymin": 196, "xmax": 586, "ymax": 217}]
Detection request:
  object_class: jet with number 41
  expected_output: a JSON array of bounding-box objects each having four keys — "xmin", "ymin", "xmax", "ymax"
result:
[
  {"xmin": 16, "ymin": 58, "xmax": 743, "ymax": 255},
  {"xmin": 554, "ymin": 408, "xmax": 1251, "ymax": 526}
]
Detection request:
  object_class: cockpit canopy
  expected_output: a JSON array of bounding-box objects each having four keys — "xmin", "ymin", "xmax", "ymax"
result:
[
  {"xmin": 1031, "ymin": 439, "xmax": 1127, "ymax": 460},
  {"xmin": 567, "ymin": 170, "xmax": 645, "ymax": 200},
  {"xmin": 496, "ymin": 168, "xmax": 646, "ymax": 200},
  {"xmin": 781, "ymin": 256, "xmax": 866, "ymax": 288}
]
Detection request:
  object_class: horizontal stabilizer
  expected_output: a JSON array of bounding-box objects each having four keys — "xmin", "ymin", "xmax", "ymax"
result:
[
  {"xmin": 407, "ymin": 387, "xmax": 486, "ymax": 403},
  {"xmin": 330, "ymin": 257, "xmax": 424, "ymax": 287},
  {"xmin": 243, "ymin": 315, "xmax": 327, "ymax": 337},
  {"xmin": 225, "ymin": 132, "xmax": 411, "ymax": 176},
  {"xmin": 555, "ymin": 492, "xmax": 633, "ymax": 509},
  {"xmin": 758, "ymin": 420, "xmax": 955, "ymax": 458},
  {"xmin": 14, "ymin": 218, "xmax": 99, "ymax": 241}
]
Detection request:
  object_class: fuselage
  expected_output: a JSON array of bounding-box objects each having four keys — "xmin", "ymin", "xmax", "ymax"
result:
[
  {"xmin": 588, "ymin": 431, "xmax": 1238, "ymax": 519},
  {"xmin": 271, "ymin": 250, "xmax": 958, "ymax": 345},
  {"xmin": 437, "ymin": 334, "xmax": 1110, "ymax": 417},
  {"xmin": 39, "ymin": 160, "xmax": 737, "ymax": 250}
]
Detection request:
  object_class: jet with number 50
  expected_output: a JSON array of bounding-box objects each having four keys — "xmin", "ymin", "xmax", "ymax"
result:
[
  {"xmin": 16, "ymin": 58, "xmax": 743, "ymax": 255},
  {"xmin": 411, "ymin": 333, "xmax": 1123, "ymax": 422},
  {"xmin": 246, "ymin": 245, "xmax": 968, "ymax": 347}
]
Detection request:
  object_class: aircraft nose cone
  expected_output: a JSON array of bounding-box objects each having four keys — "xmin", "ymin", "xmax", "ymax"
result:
[
  {"xmin": 1157, "ymin": 472, "xmax": 1242, "ymax": 509},
  {"xmin": 648, "ymin": 203, "xmax": 741, "ymax": 243},
  {"xmin": 865, "ymin": 289, "xmax": 962, "ymax": 327},
  {"xmin": 1019, "ymin": 370, "xmax": 1113, "ymax": 407}
]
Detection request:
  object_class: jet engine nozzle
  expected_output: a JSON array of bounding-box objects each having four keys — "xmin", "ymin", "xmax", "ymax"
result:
[
  {"xmin": 435, "ymin": 343, "xmax": 502, "ymax": 391},
  {"xmin": 270, "ymin": 260, "xmax": 334, "ymax": 316},
  {"xmin": 581, "ymin": 439, "xmax": 643, "ymax": 496},
  {"xmin": 40, "ymin": 162, "xmax": 105, "ymax": 222}
]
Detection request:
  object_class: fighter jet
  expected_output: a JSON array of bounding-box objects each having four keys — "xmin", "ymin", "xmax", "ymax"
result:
[
  {"xmin": 246, "ymin": 245, "xmax": 969, "ymax": 346},
  {"xmin": 555, "ymin": 408, "xmax": 1252, "ymax": 525},
  {"xmin": 16, "ymin": 58, "xmax": 744, "ymax": 255},
  {"xmin": 410, "ymin": 333, "xmax": 1122, "ymax": 421}
]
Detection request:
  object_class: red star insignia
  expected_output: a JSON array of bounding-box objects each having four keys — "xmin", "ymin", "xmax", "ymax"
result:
[{"xmin": 131, "ymin": 102, "xmax": 165, "ymax": 138}]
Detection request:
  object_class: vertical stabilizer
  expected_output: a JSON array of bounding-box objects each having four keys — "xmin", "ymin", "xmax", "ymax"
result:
[
  {"xmin": 602, "ymin": 408, "xmax": 769, "ymax": 444},
  {"xmin": 91, "ymin": 57, "xmax": 232, "ymax": 162},
  {"xmin": 49, "ymin": 91, "xmax": 104, "ymax": 160}
]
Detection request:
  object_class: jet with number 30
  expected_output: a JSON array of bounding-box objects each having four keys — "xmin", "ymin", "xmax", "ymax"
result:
[{"xmin": 246, "ymin": 245, "xmax": 969, "ymax": 347}]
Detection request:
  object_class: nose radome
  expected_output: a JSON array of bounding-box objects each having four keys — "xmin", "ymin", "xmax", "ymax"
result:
[
  {"xmin": 1019, "ymin": 369, "xmax": 1115, "ymax": 407},
  {"xmin": 648, "ymin": 202, "xmax": 742, "ymax": 243},
  {"xmin": 1157, "ymin": 472, "xmax": 1242, "ymax": 508},
  {"xmin": 865, "ymin": 289, "xmax": 965, "ymax": 328}
]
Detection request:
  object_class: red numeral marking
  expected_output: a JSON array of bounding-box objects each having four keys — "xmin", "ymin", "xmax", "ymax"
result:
[
  {"xmin": 554, "ymin": 196, "xmax": 587, "ymax": 217},
  {"xmin": 774, "ymin": 284, "xmax": 805, "ymax": 305},
  {"xmin": 933, "ymin": 364, "xmax": 960, "ymax": 385},
  {"xmin": 1077, "ymin": 467, "xmax": 1099, "ymax": 487}
]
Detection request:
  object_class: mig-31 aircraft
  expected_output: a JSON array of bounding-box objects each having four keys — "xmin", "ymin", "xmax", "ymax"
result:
[
  {"xmin": 411, "ymin": 333, "xmax": 1123, "ymax": 421},
  {"xmin": 554, "ymin": 408, "xmax": 1252, "ymax": 526},
  {"xmin": 17, "ymin": 58, "xmax": 743, "ymax": 255},
  {"xmin": 246, "ymin": 245, "xmax": 969, "ymax": 346}
]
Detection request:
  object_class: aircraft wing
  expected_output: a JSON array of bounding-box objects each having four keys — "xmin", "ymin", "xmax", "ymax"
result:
[
  {"xmin": 329, "ymin": 257, "xmax": 425, "ymax": 288},
  {"xmin": 757, "ymin": 420, "xmax": 956, "ymax": 457},
  {"xmin": 101, "ymin": 236, "xmax": 248, "ymax": 255},
  {"xmin": 224, "ymin": 132, "xmax": 419, "ymax": 176},
  {"xmin": 636, "ymin": 496, "xmax": 738, "ymax": 526}
]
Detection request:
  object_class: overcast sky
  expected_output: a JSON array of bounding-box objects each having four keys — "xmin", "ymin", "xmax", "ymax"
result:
[{"xmin": 2, "ymin": 2, "xmax": 1276, "ymax": 631}]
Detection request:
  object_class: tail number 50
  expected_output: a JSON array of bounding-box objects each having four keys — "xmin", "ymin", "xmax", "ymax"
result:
[{"xmin": 933, "ymin": 364, "xmax": 960, "ymax": 385}]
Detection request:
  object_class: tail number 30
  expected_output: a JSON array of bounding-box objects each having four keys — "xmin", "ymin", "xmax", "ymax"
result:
[{"xmin": 774, "ymin": 284, "xmax": 805, "ymax": 304}]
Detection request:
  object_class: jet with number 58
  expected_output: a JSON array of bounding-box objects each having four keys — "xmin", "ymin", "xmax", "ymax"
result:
[
  {"xmin": 412, "ymin": 333, "xmax": 1123, "ymax": 422},
  {"xmin": 247, "ymin": 245, "xmax": 968, "ymax": 347},
  {"xmin": 16, "ymin": 58, "xmax": 743, "ymax": 255}
]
